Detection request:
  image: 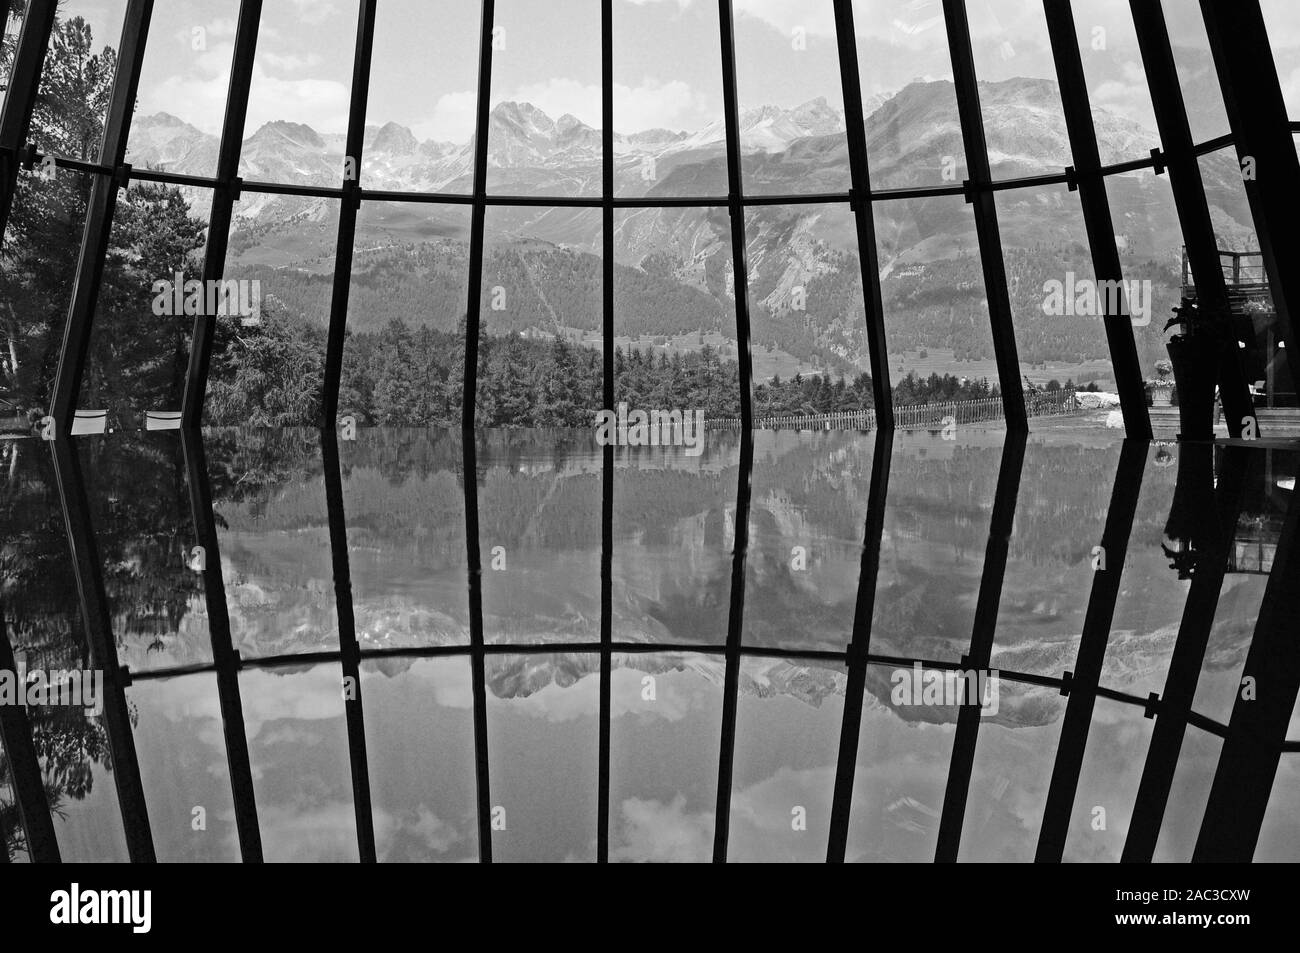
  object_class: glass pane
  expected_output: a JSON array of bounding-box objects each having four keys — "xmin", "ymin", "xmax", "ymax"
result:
[
  {"xmin": 476, "ymin": 430, "xmax": 602, "ymax": 645},
  {"xmin": 485, "ymin": 652, "xmax": 599, "ymax": 861},
  {"xmin": 846, "ymin": 664, "xmax": 959, "ymax": 861},
  {"xmin": 611, "ymin": 431, "xmax": 740, "ymax": 647},
  {"xmin": 363, "ymin": 0, "xmax": 481, "ymax": 194},
  {"xmin": 344, "ymin": 201, "xmax": 471, "ymax": 426},
  {"xmin": 874, "ymin": 194, "xmax": 998, "ymax": 393},
  {"xmin": 1162, "ymin": 0, "xmax": 1230, "ymax": 145},
  {"xmin": 0, "ymin": 1, "xmax": 24, "ymax": 119},
  {"xmin": 853, "ymin": 0, "xmax": 967, "ymax": 191},
  {"xmin": 609, "ymin": 651, "xmax": 723, "ymax": 862},
  {"xmin": 742, "ymin": 431, "xmax": 874, "ymax": 653},
  {"xmin": 994, "ymin": 183, "xmax": 1115, "ymax": 392},
  {"xmin": 1102, "ymin": 442, "xmax": 1187, "ymax": 700},
  {"xmin": 1192, "ymin": 572, "xmax": 1270, "ymax": 724},
  {"xmin": 241, "ymin": 664, "xmax": 359, "ymax": 861},
  {"xmin": 990, "ymin": 438, "xmax": 1124, "ymax": 673},
  {"xmin": 734, "ymin": 0, "xmax": 849, "ymax": 196},
  {"xmin": 29, "ymin": 0, "xmax": 127, "ymax": 163},
  {"xmin": 1151, "ymin": 725, "xmax": 1219, "ymax": 861},
  {"xmin": 485, "ymin": 0, "xmax": 601, "ymax": 199},
  {"xmin": 237, "ymin": 0, "xmax": 360, "ymax": 184},
  {"xmin": 78, "ymin": 182, "xmax": 207, "ymax": 428},
  {"xmin": 1061, "ymin": 698, "xmax": 1155, "ymax": 861},
  {"xmin": 126, "ymin": 0, "xmax": 241, "ymax": 178},
  {"xmin": 1200, "ymin": 147, "xmax": 1261, "ymax": 251},
  {"xmin": 78, "ymin": 431, "xmax": 213, "ymax": 673},
  {"xmin": 612, "ymin": 0, "xmax": 726, "ymax": 199},
  {"xmin": 1070, "ymin": 0, "xmax": 1162, "ymax": 165},
  {"xmin": 0, "ymin": 438, "xmax": 129, "ymax": 861},
  {"xmin": 477, "ymin": 206, "xmax": 603, "ymax": 426},
  {"xmin": 361, "ymin": 656, "xmax": 480, "ymax": 861},
  {"xmin": 611, "ymin": 206, "xmax": 741, "ymax": 417},
  {"xmin": 1255, "ymin": 754, "xmax": 1300, "ymax": 861},
  {"xmin": 728, "ymin": 656, "xmax": 845, "ymax": 861},
  {"xmin": 1289, "ymin": 689, "xmax": 1300, "ymax": 743},
  {"xmin": 42, "ymin": 714, "xmax": 131, "ymax": 861},
  {"xmin": 1262, "ymin": 0, "xmax": 1300, "ymax": 120},
  {"xmin": 745, "ymin": 202, "xmax": 868, "ymax": 399},
  {"xmin": 205, "ymin": 194, "xmax": 338, "ymax": 426},
  {"xmin": 339, "ymin": 429, "xmax": 470, "ymax": 651},
  {"xmin": 958, "ymin": 692, "xmax": 1065, "ymax": 861},
  {"xmin": 1102, "ymin": 166, "xmax": 1183, "ymax": 377},
  {"xmin": 969, "ymin": 0, "xmax": 1073, "ymax": 180},
  {"xmin": 871, "ymin": 433, "xmax": 1000, "ymax": 663},
  {"xmin": 209, "ymin": 430, "xmax": 340, "ymax": 660},
  {"xmin": 1191, "ymin": 450, "xmax": 1294, "ymax": 722},
  {"xmin": 0, "ymin": 166, "xmax": 92, "ymax": 418},
  {"xmin": 128, "ymin": 674, "xmax": 240, "ymax": 861}
]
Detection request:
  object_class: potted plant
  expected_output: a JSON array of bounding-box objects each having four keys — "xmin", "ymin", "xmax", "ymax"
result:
[
  {"xmin": 1164, "ymin": 298, "xmax": 1225, "ymax": 441},
  {"xmin": 1150, "ymin": 359, "xmax": 1175, "ymax": 407}
]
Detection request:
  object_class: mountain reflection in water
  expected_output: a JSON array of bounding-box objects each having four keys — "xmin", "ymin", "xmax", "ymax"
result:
[{"xmin": 0, "ymin": 426, "xmax": 1296, "ymax": 863}]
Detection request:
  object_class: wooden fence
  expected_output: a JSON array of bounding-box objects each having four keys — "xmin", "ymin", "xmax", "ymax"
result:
[{"xmin": 709, "ymin": 391, "xmax": 1082, "ymax": 431}]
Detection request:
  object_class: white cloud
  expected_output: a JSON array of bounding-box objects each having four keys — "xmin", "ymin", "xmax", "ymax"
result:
[
  {"xmin": 289, "ymin": 0, "xmax": 341, "ymax": 26},
  {"xmin": 242, "ymin": 67, "xmax": 353, "ymax": 134},
  {"xmin": 1263, "ymin": 0, "xmax": 1300, "ymax": 47},
  {"xmin": 415, "ymin": 89, "xmax": 478, "ymax": 143},
  {"xmin": 137, "ymin": 41, "xmax": 237, "ymax": 133},
  {"xmin": 734, "ymin": 0, "xmax": 837, "ymax": 38},
  {"xmin": 623, "ymin": 0, "xmax": 835, "ymax": 37},
  {"xmin": 499, "ymin": 77, "xmax": 602, "ymax": 127},
  {"xmin": 614, "ymin": 78, "xmax": 707, "ymax": 132},
  {"xmin": 611, "ymin": 795, "xmax": 714, "ymax": 862},
  {"xmin": 260, "ymin": 50, "xmax": 325, "ymax": 73}
]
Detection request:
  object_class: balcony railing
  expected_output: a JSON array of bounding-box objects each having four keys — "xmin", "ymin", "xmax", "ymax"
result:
[{"xmin": 1181, "ymin": 247, "xmax": 1271, "ymax": 297}]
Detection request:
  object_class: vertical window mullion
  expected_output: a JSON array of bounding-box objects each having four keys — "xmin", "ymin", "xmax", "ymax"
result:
[
  {"xmin": 1034, "ymin": 441, "xmax": 1147, "ymax": 862},
  {"xmin": 462, "ymin": 0, "xmax": 497, "ymax": 429},
  {"xmin": 1129, "ymin": 0, "xmax": 1256, "ymax": 438},
  {"xmin": 597, "ymin": 0, "xmax": 613, "ymax": 866},
  {"xmin": 0, "ymin": 0, "xmax": 58, "ymax": 238},
  {"xmin": 826, "ymin": 430, "xmax": 893, "ymax": 862},
  {"xmin": 460, "ymin": 0, "xmax": 498, "ymax": 862},
  {"xmin": 832, "ymin": 0, "xmax": 894, "ymax": 426},
  {"xmin": 712, "ymin": 428, "xmax": 752, "ymax": 863},
  {"xmin": 942, "ymin": 0, "xmax": 1028, "ymax": 429},
  {"xmin": 461, "ymin": 431, "xmax": 493, "ymax": 862},
  {"xmin": 182, "ymin": 0, "xmax": 264, "ymax": 429},
  {"xmin": 1042, "ymin": 0, "xmax": 1152, "ymax": 439},
  {"xmin": 716, "ymin": 0, "xmax": 753, "ymax": 429},
  {"xmin": 1122, "ymin": 445, "xmax": 1250, "ymax": 862},
  {"xmin": 322, "ymin": 429, "xmax": 377, "ymax": 862},
  {"xmin": 0, "ymin": 600, "xmax": 60, "ymax": 861},
  {"xmin": 1199, "ymin": 0, "xmax": 1300, "ymax": 397},
  {"xmin": 1192, "ymin": 460, "xmax": 1300, "ymax": 861},
  {"xmin": 711, "ymin": 3, "xmax": 755, "ymax": 862},
  {"xmin": 933, "ymin": 432, "xmax": 1027, "ymax": 861},
  {"xmin": 321, "ymin": 0, "xmax": 377, "ymax": 429},
  {"xmin": 50, "ymin": 0, "xmax": 155, "ymax": 434},
  {"xmin": 180, "ymin": 428, "xmax": 263, "ymax": 861},
  {"xmin": 50, "ymin": 437, "xmax": 155, "ymax": 861}
]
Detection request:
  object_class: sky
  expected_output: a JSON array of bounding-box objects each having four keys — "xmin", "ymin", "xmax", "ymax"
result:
[{"xmin": 55, "ymin": 0, "xmax": 1295, "ymax": 144}]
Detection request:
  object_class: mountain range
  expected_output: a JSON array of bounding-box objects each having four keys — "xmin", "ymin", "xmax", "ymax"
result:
[
  {"xmin": 127, "ymin": 74, "xmax": 1258, "ymax": 379},
  {"xmin": 129, "ymin": 93, "xmax": 860, "ymax": 208}
]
